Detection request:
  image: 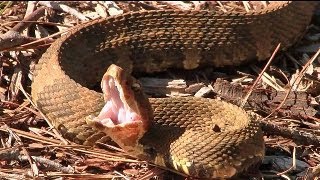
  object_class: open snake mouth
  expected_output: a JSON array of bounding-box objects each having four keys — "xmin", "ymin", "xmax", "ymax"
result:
[
  {"xmin": 86, "ymin": 64, "xmax": 152, "ymax": 152},
  {"xmin": 85, "ymin": 64, "xmax": 152, "ymax": 159},
  {"xmin": 95, "ymin": 76, "xmax": 141, "ymax": 127}
]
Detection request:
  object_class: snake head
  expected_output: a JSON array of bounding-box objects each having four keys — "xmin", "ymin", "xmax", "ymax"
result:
[{"xmin": 86, "ymin": 64, "xmax": 153, "ymax": 159}]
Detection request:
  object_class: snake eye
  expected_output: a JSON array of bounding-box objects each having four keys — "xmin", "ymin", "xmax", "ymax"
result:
[
  {"xmin": 144, "ymin": 146, "xmax": 157, "ymax": 156},
  {"xmin": 131, "ymin": 82, "xmax": 141, "ymax": 91}
]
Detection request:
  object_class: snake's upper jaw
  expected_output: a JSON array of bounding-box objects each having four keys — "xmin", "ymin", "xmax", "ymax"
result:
[{"xmin": 86, "ymin": 64, "xmax": 153, "ymax": 157}]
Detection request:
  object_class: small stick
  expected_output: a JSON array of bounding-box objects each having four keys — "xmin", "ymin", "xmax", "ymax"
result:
[
  {"xmin": 0, "ymin": 147, "xmax": 20, "ymax": 160},
  {"xmin": 113, "ymin": 171, "xmax": 130, "ymax": 180},
  {"xmin": 242, "ymin": 1, "xmax": 251, "ymax": 12},
  {"xmin": 0, "ymin": 31, "xmax": 39, "ymax": 51},
  {"xmin": 261, "ymin": 121, "xmax": 320, "ymax": 146},
  {"xmin": 0, "ymin": 147, "xmax": 74, "ymax": 173},
  {"xmin": 0, "ymin": 7, "xmax": 48, "ymax": 51},
  {"xmin": 277, "ymin": 147, "xmax": 296, "ymax": 176},
  {"xmin": 24, "ymin": 1, "xmax": 37, "ymax": 19},
  {"xmin": 129, "ymin": 1, "xmax": 159, "ymax": 10},
  {"xmin": 0, "ymin": 172, "xmax": 27, "ymax": 179},
  {"xmin": 39, "ymin": 173, "xmax": 115, "ymax": 178},
  {"xmin": 1, "ymin": 100, "xmax": 40, "ymax": 115},
  {"xmin": 216, "ymin": 1, "xmax": 227, "ymax": 12},
  {"xmin": 2, "ymin": 20, "xmax": 72, "ymax": 28},
  {"xmin": 162, "ymin": 1, "xmax": 193, "ymax": 10},
  {"xmin": 261, "ymin": 1, "xmax": 268, "ymax": 8},
  {"xmin": 0, "ymin": 25, "xmax": 68, "ymax": 52},
  {"xmin": 138, "ymin": 168, "xmax": 166, "ymax": 180},
  {"xmin": 291, "ymin": 49, "xmax": 320, "ymax": 90},
  {"xmin": 0, "ymin": 126, "xmax": 140, "ymax": 163},
  {"xmin": 240, "ymin": 43, "xmax": 281, "ymax": 108},
  {"xmin": 12, "ymin": 7, "xmax": 47, "ymax": 33},
  {"xmin": 0, "ymin": 1, "xmax": 13, "ymax": 15},
  {"xmin": 19, "ymin": 155, "xmax": 75, "ymax": 173},
  {"xmin": 38, "ymin": 1, "xmax": 89, "ymax": 21},
  {"xmin": 262, "ymin": 48, "xmax": 320, "ymax": 121},
  {"xmin": 5, "ymin": 125, "xmax": 39, "ymax": 177},
  {"xmin": 0, "ymin": 126, "xmax": 68, "ymax": 145}
]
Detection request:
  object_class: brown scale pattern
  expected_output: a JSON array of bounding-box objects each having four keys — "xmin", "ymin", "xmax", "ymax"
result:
[
  {"xmin": 143, "ymin": 98, "xmax": 263, "ymax": 178},
  {"xmin": 31, "ymin": 1, "xmax": 317, "ymax": 178}
]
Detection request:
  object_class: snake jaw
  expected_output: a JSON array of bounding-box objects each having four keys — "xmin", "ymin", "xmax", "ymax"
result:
[{"xmin": 86, "ymin": 64, "xmax": 153, "ymax": 157}]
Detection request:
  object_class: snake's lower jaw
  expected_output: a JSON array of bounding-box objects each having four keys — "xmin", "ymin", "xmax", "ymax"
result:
[{"xmin": 86, "ymin": 115, "xmax": 147, "ymax": 155}]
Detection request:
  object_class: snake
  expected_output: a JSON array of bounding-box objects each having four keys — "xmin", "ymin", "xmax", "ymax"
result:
[{"xmin": 31, "ymin": 1, "xmax": 317, "ymax": 179}]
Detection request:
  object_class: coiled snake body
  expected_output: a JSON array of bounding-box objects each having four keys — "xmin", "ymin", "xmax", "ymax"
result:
[{"xmin": 31, "ymin": 2, "xmax": 317, "ymax": 178}]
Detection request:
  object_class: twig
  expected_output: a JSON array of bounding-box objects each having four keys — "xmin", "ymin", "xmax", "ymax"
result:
[
  {"xmin": 1, "ymin": 26, "xmax": 70, "ymax": 52},
  {"xmin": 306, "ymin": 115, "xmax": 320, "ymax": 123},
  {"xmin": 277, "ymin": 147, "xmax": 296, "ymax": 176},
  {"xmin": 0, "ymin": 7, "xmax": 49, "ymax": 51},
  {"xmin": 0, "ymin": 31, "xmax": 39, "ymax": 51},
  {"xmin": 261, "ymin": 121, "xmax": 320, "ymax": 146},
  {"xmin": 0, "ymin": 1, "xmax": 13, "ymax": 15},
  {"xmin": 242, "ymin": 1, "xmax": 251, "ymax": 12},
  {"xmin": 161, "ymin": 1, "xmax": 193, "ymax": 10},
  {"xmin": 291, "ymin": 49, "xmax": 320, "ymax": 90},
  {"xmin": 216, "ymin": 1, "xmax": 227, "ymax": 12},
  {"xmin": 262, "ymin": 48, "xmax": 320, "ymax": 120},
  {"xmin": 0, "ymin": 147, "xmax": 74, "ymax": 173},
  {"xmin": 262, "ymin": 170, "xmax": 293, "ymax": 180},
  {"xmin": 138, "ymin": 167, "xmax": 166, "ymax": 180},
  {"xmin": 0, "ymin": 127, "xmax": 140, "ymax": 163},
  {"xmin": 2, "ymin": 20, "xmax": 72, "ymax": 28},
  {"xmin": 129, "ymin": 1, "xmax": 159, "ymax": 10},
  {"xmin": 8, "ymin": 66, "xmax": 23, "ymax": 101},
  {"xmin": 101, "ymin": 1, "xmax": 123, "ymax": 16},
  {"xmin": 39, "ymin": 173, "xmax": 116, "ymax": 178},
  {"xmin": 4, "ymin": 125, "xmax": 39, "ymax": 177},
  {"xmin": 149, "ymin": 164, "xmax": 189, "ymax": 178},
  {"xmin": 250, "ymin": 65, "xmax": 285, "ymax": 91},
  {"xmin": 19, "ymin": 155, "xmax": 75, "ymax": 173},
  {"xmin": 191, "ymin": 1, "xmax": 203, "ymax": 10},
  {"xmin": 96, "ymin": 142, "xmax": 126, "ymax": 153},
  {"xmin": 0, "ymin": 172, "xmax": 28, "ymax": 179},
  {"xmin": 12, "ymin": 7, "xmax": 47, "ymax": 32},
  {"xmin": 0, "ymin": 126, "xmax": 68, "ymax": 145},
  {"xmin": 240, "ymin": 43, "xmax": 281, "ymax": 108},
  {"xmin": 1, "ymin": 100, "xmax": 40, "ymax": 115},
  {"xmin": 261, "ymin": 1, "xmax": 268, "ymax": 8},
  {"xmin": 38, "ymin": 1, "xmax": 89, "ymax": 21},
  {"xmin": 0, "ymin": 147, "xmax": 20, "ymax": 160},
  {"xmin": 113, "ymin": 171, "xmax": 130, "ymax": 180},
  {"xmin": 24, "ymin": 1, "xmax": 37, "ymax": 19}
]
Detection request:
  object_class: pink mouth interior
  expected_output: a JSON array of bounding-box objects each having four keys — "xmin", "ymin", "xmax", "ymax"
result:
[{"xmin": 96, "ymin": 76, "xmax": 140, "ymax": 126}]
